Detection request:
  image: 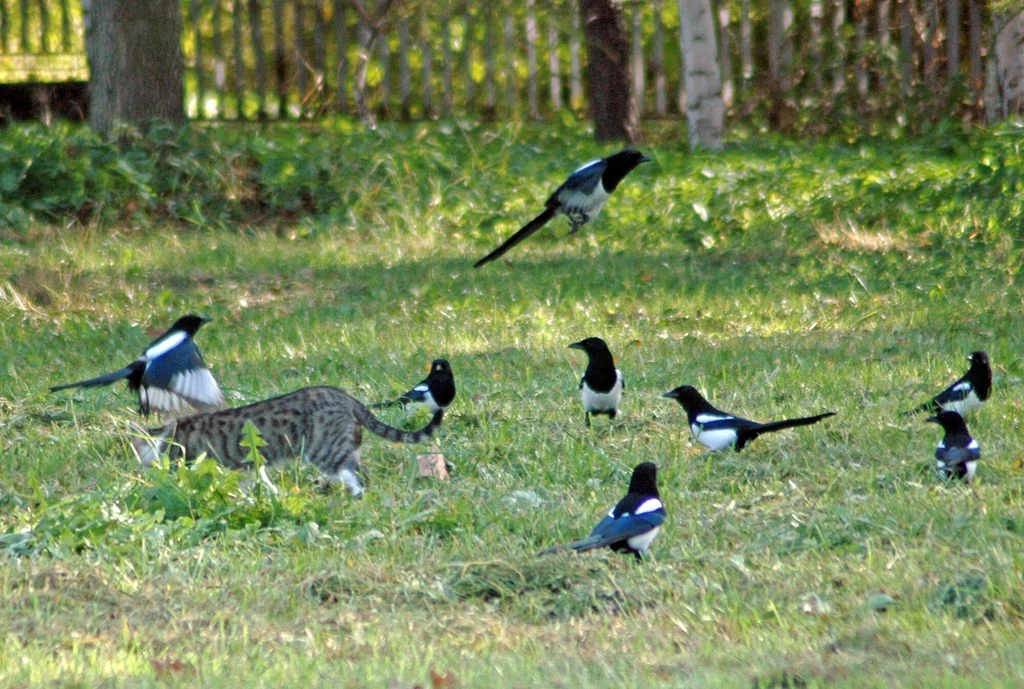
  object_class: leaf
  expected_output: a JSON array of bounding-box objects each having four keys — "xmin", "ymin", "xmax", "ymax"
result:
[
  {"xmin": 430, "ymin": 668, "xmax": 459, "ymax": 689},
  {"xmin": 417, "ymin": 446, "xmax": 449, "ymax": 481}
]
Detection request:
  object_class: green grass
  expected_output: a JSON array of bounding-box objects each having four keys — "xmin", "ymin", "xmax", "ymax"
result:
[{"xmin": 2, "ymin": 121, "xmax": 1024, "ymax": 688}]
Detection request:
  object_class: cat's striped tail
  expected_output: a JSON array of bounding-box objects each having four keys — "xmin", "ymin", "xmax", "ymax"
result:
[{"xmin": 355, "ymin": 404, "xmax": 444, "ymax": 443}]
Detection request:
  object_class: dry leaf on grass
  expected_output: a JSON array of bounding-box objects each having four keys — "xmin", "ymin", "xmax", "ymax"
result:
[
  {"xmin": 430, "ymin": 667, "xmax": 459, "ymax": 689},
  {"xmin": 417, "ymin": 445, "xmax": 449, "ymax": 480}
]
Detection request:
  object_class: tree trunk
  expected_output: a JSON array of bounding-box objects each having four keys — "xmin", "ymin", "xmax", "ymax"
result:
[
  {"xmin": 679, "ymin": 0, "xmax": 724, "ymax": 149},
  {"xmin": 580, "ymin": 0, "xmax": 638, "ymax": 142},
  {"xmin": 526, "ymin": 0, "xmax": 539, "ymax": 118},
  {"xmin": 631, "ymin": 4, "xmax": 644, "ymax": 117},
  {"xmin": 87, "ymin": 0, "xmax": 184, "ymax": 134},
  {"xmin": 899, "ymin": 0, "xmax": 914, "ymax": 94},
  {"xmin": 946, "ymin": 0, "xmax": 960, "ymax": 82},
  {"xmin": 717, "ymin": 3, "xmax": 732, "ymax": 107},
  {"xmin": 652, "ymin": 0, "xmax": 667, "ymax": 115},
  {"xmin": 992, "ymin": 12, "xmax": 1024, "ymax": 119},
  {"xmin": 968, "ymin": 0, "xmax": 983, "ymax": 112}
]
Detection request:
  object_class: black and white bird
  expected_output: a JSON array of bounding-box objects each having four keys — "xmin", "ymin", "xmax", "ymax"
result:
[
  {"xmin": 663, "ymin": 385, "xmax": 836, "ymax": 452},
  {"xmin": 927, "ymin": 411, "xmax": 981, "ymax": 481},
  {"xmin": 569, "ymin": 337, "xmax": 623, "ymax": 427},
  {"xmin": 50, "ymin": 314, "xmax": 225, "ymax": 417},
  {"xmin": 540, "ymin": 462, "xmax": 665, "ymax": 561},
  {"xmin": 372, "ymin": 358, "xmax": 456, "ymax": 413},
  {"xmin": 473, "ymin": 149, "xmax": 651, "ymax": 267},
  {"xmin": 905, "ymin": 351, "xmax": 992, "ymax": 417}
]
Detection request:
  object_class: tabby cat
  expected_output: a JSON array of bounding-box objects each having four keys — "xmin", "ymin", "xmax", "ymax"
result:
[{"xmin": 132, "ymin": 386, "xmax": 444, "ymax": 495}]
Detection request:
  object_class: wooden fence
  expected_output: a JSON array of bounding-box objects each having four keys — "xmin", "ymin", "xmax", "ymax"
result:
[
  {"xmin": 179, "ymin": 0, "xmax": 1006, "ymax": 123},
  {"xmin": 0, "ymin": 0, "xmax": 1014, "ymax": 124}
]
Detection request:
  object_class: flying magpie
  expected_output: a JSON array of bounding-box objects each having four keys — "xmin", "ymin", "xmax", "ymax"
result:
[
  {"xmin": 50, "ymin": 314, "xmax": 225, "ymax": 417},
  {"xmin": 473, "ymin": 149, "xmax": 651, "ymax": 268},
  {"xmin": 905, "ymin": 351, "xmax": 991, "ymax": 417},
  {"xmin": 569, "ymin": 337, "xmax": 623, "ymax": 427},
  {"xmin": 540, "ymin": 462, "xmax": 665, "ymax": 561},
  {"xmin": 662, "ymin": 385, "xmax": 836, "ymax": 452},
  {"xmin": 372, "ymin": 358, "xmax": 456, "ymax": 413},
  {"xmin": 927, "ymin": 411, "xmax": 981, "ymax": 481}
]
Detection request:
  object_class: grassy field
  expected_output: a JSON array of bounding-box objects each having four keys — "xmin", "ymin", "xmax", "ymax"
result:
[{"xmin": 2, "ymin": 121, "xmax": 1024, "ymax": 688}]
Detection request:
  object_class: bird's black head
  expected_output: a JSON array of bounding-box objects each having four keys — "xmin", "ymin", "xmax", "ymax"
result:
[
  {"xmin": 969, "ymin": 351, "xmax": 989, "ymax": 368},
  {"xmin": 927, "ymin": 410, "xmax": 970, "ymax": 434},
  {"xmin": 168, "ymin": 314, "xmax": 212, "ymax": 336},
  {"xmin": 627, "ymin": 461, "xmax": 659, "ymax": 497},
  {"xmin": 601, "ymin": 149, "xmax": 651, "ymax": 192},
  {"xmin": 662, "ymin": 385, "xmax": 713, "ymax": 414},
  {"xmin": 569, "ymin": 337, "xmax": 614, "ymax": 361},
  {"xmin": 430, "ymin": 359, "xmax": 452, "ymax": 376}
]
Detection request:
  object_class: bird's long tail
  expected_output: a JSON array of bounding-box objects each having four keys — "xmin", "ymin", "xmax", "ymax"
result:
[
  {"xmin": 368, "ymin": 399, "xmax": 400, "ymax": 409},
  {"xmin": 50, "ymin": 366, "xmax": 134, "ymax": 392},
  {"xmin": 901, "ymin": 401, "xmax": 936, "ymax": 416},
  {"xmin": 473, "ymin": 206, "xmax": 558, "ymax": 268},
  {"xmin": 754, "ymin": 411, "xmax": 836, "ymax": 435},
  {"xmin": 538, "ymin": 534, "xmax": 604, "ymax": 556}
]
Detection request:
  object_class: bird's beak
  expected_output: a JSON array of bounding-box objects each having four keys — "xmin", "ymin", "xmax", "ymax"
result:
[
  {"xmin": 640, "ymin": 154, "xmax": 652, "ymax": 163},
  {"xmin": 662, "ymin": 390, "xmax": 678, "ymax": 399},
  {"xmin": 568, "ymin": 342, "xmax": 584, "ymax": 351},
  {"xmin": 201, "ymin": 316, "xmax": 213, "ymax": 323},
  {"xmin": 925, "ymin": 415, "xmax": 939, "ymax": 424}
]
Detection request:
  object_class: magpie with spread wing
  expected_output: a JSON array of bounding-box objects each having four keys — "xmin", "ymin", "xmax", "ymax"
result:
[
  {"xmin": 50, "ymin": 314, "xmax": 225, "ymax": 416},
  {"xmin": 473, "ymin": 149, "xmax": 651, "ymax": 268},
  {"xmin": 540, "ymin": 462, "xmax": 665, "ymax": 562},
  {"xmin": 663, "ymin": 385, "xmax": 835, "ymax": 452}
]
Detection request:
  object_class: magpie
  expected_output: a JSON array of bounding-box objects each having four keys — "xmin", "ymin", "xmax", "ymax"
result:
[
  {"xmin": 50, "ymin": 314, "xmax": 225, "ymax": 417},
  {"xmin": 662, "ymin": 385, "xmax": 836, "ymax": 452},
  {"xmin": 539, "ymin": 462, "xmax": 665, "ymax": 561},
  {"xmin": 568, "ymin": 337, "xmax": 623, "ymax": 427},
  {"xmin": 372, "ymin": 358, "xmax": 456, "ymax": 413},
  {"xmin": 905, "ymin": 351, "xmax": 992, "ymax": 417},
  {"xmin": 927, "ymin": 411, "xmax": 981, "ymax": 481},
  {"xmin": 473, "ymin": 149, "xmax": 651, "ymax": 268}
]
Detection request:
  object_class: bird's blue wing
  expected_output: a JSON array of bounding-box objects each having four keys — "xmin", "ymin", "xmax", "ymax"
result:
[
  {"xmin": 549, "ymin": 159, "xmax": 607, "ymax": 202},
  {"xmin": 569, "ymin": 511, "xmax": 665, "ymax": 551},
  {"xmin": 935, "ymin": 381, "xmax": 972, "ymax": 406},
  {"xmin": 143, "ymin": 339, "xmax": 206, "ymax": 389},
  {"xmin": 936, "ymin": 445, "xmax": 981, "ymax": 465},
  {"xmin": 400, "ymin": 382, "xmax": 431, "ymax": 403}
]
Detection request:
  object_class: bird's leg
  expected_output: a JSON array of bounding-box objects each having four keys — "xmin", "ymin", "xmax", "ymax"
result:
[
  {"xmin": 566, "ymin": 213, "xmax": 588, "ymax": 234},
  {"xmin": 585, "ymin": 412, "xmax": 591, "ymax": 428}
]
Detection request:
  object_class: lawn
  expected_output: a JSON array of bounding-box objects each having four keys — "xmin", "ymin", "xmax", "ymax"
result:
[{"xmin": 1, "ymin": 120, "xmax": 1024, "ymax": 688}]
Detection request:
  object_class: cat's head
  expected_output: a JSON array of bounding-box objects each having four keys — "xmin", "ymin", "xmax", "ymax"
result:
[{"xmin": 128, "ymin": 420, "xmax": 175, "ymax": 467}]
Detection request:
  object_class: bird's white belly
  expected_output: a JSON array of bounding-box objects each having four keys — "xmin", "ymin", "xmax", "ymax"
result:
[
  {"xmin": 627, "ymin": 525, "xmax": 660, "ymax": 554},
  {"xmin": 582, "ymin": 376, "xmax": 622, "ymax": 413},
  {"xmin": 943, "ymin": 390, "xmax": 981, "ymax": 416},
  {"xmin": 693, "ymin": 425, "xmax": 737, "ymax": 451},
  {"xmin": 964, "ymin": 460, "xmax": 978, "ymax": 480}
]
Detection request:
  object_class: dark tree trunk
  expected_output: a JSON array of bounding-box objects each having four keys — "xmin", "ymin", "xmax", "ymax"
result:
[
  {"xmin": 86, "ymin": 0, "xmax": 184, "ymax": 134},
  {"xmin": 580, "ymin": 0, "xmax": 638, "ymax": 143}
]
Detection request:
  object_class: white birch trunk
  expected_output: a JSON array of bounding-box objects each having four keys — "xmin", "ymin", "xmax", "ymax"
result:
[
  {"xmin": 570, "ymin": 0, "xmax": 583, "ymax": 107},
  {"xmin": 992, "ymin": 12, "xmax": 1024, "ymax": 120},
  {"xmin": 717, "ymin": 3, "xmax": 732, "ymax": 107},
  {"xmin": 526, "ymin": 0, "xmax": 539, "ymax": 118},
  {"xmin": 549, "ymin": 16, "xmax": 562, "ymax": 110},
  {"xmin": 679, "ymin": 0, "xmax": 724, "ymax": 150},
  {"xmin": 631, "ymin": 5, "xmax": 644, "ymax": 117}
]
